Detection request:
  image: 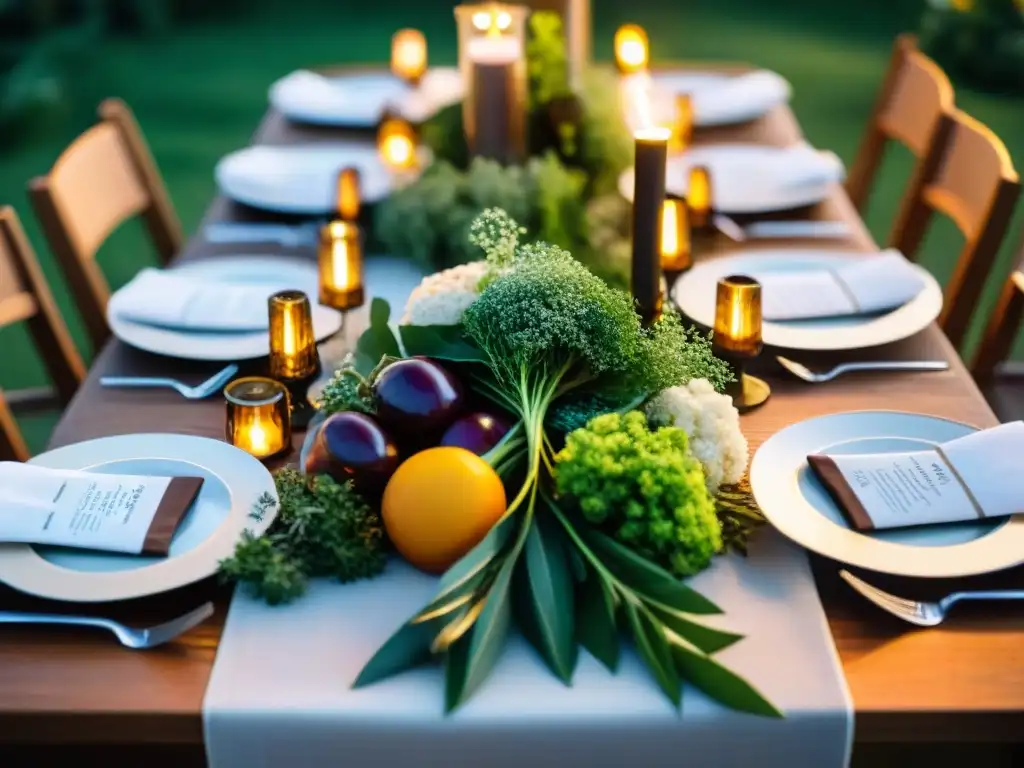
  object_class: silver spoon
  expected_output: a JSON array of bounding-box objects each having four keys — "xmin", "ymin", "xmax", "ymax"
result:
[
  {"xmin": 777, "ymin": 356, "xmax": 949, "ymax": 383},
  {"xmin": 100, "ymin": 364, "xmax": 240, "ymax": 399},
  {"xmin": 0, "ymin": 602, "xmax": 214, "ymax": 648}
]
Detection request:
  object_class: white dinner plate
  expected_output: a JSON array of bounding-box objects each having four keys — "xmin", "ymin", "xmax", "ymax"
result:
[
  {"xmin": 671, "ymin": 249, "xmax": 943, "ymax": 351},
  {"xmin": 0, "ymin": 434, "xmax": 278, "ymax": 602},
  {"xmin": 215, "ymin": 143, "xmax": 429, "ymax": 215},
  {"xmin": 749, "ymin": 411, "xmax": 1024, "ymax": 578},
  {"xmin": 108, "ymin": 256, "xmax": 343, "ymax": 361},
  {"xmin": 648, "ymin": 69, "xmax": 791, "ymax": 127},
  {"xmin": 617, "ymin": 144, "xmax": 844, "ymax": 214},
  {"xmin": 269, "ymin": 68, "xmax": 464, "ymax": 127}
]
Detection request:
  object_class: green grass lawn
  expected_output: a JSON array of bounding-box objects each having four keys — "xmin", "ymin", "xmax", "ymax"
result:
[{"xmin": 2, "ymin": 0, "xmax": 1023, "ymax": 453}]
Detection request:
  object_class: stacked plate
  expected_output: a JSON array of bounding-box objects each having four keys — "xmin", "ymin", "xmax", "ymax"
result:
[
  {"xmin": 644, "ymin": 69, "xmax": 792, "ymax": 128},
  {"xmin": 107, "ymin": 256, "xmax": 343, "ymax": 361}
]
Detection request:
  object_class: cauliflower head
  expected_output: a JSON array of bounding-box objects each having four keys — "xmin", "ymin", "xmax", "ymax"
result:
[
  {"xmin": 645, "ymin": 379, "xmax": 749, "ymax": 494},
  {"xmin": 400, "ymin": 260, "xmax": 490, "ymax": 326},
  {"xmin": 554, "ymin": 410, "xmax": 722, "ymax": 578}
]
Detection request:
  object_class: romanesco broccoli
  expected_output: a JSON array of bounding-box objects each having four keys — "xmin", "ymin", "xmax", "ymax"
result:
[{"xmin": 554, "ymin": 410, "xmax": 722, "ymax": 578}]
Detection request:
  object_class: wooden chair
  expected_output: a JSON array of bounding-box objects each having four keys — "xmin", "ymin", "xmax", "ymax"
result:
[
  {"xmin": 890, "ymin": 108, "xmax": 1020, "ymax": 350},
  {"xmin": 29, "ymin": 98, "xmax": 183, "ymax": 353},
  {"xmin": 0, "ymin": 206, "xmax": 87, "ymax": 461},
  {"xmin": 845, "ymin": 33, "xmax": 955, "ymax": 234}
]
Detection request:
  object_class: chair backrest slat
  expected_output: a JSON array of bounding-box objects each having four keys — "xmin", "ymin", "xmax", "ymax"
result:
[
  {"xmin": 973, "ymin": 245, "xmax": 1024, "ymax": 381},
  {"xmin": 29, "ymin": 98, "xmax": 182, "ymax": 353},
  {"xmin": 845, "ymin": 34, "xmax": 954, "ymax": 215},
  {"xmin": 0, "ymin": 206, "xmax": 87, "ymax": 460},
  {"xmin": 892, "ymin": 110, "xmax": 1020, "ymax": 350}
]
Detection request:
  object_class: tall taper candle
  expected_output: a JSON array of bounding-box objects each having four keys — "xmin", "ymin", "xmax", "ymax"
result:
[
  {"xmin": 472, "ymin": 58, "xmax": 521, "ymax": 163},
  {"xmin": 631, "ymin": 127, "xmax": 670, "ymax": 325}
]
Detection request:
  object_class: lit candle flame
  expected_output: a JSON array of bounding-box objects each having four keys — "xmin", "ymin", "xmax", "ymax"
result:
[
  {"xmin": 281, "ymin": 309, "xmax": 296, "ymax": 357},
  {"xmin": 378, "ymin": 119, "xmax": 419, "ymax": 171},
  {"xmin": 248, "ymin": 418, "xmax": 269, "ymax": 456},
  {"xmin": 391, "ymin": 29, "xmax": 427, "ymax": 85}
]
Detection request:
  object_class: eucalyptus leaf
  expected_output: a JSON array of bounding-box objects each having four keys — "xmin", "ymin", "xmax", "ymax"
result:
[
  {"xmin": 431, "ymin": 597, "xmax": 487, "ymax": 653},
  {"xmin": 433, "ymin": 514, "xmax": 517, "ymax": 600},
  {"xmin": 444, "ymin": 552, "xmax": 517, "ymax": 712},
  {"xmin": 521, "ymin": 514, "xmax": 577, "ymax": 682},
  {"xmin": 352, "ymin": 616, "xmax": 441, "ymax": 688},
  {"xmin": 670, "ymin": 640, "xmax": 783, "ymax": 718},
  {"xmin": 354, "ymin": 298, "xmax": 401, "ymax": 374},
  {"xmin": 647, "ymin": 602, "xmax": 744, "ymax": 655},
  {"xmin": 624, "ymin": 602, "xmax": 681, "ymax": 708},
  {"xmin": 576, "ymin": 569, "xmax": 619, "ymax": 671},
  {"xmin": 398, "ymin": 324, "xmax": 488, "ymax": 363},
  {"xmin": 580, "ymin": 527, "xmax": 722, "ymax": 615}
]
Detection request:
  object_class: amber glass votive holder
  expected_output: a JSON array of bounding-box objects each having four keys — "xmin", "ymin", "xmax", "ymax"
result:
[
  {"xmin": 712, "ymin": 275, "xmax": 770, "ymax": 413},
  {"xmin": 318, "ymin": 221, "xmax": 365, "ymax": 312},
  {"xmin": 268, "ymin": 290, "xmax": 320, "ymax": 427},
  {"xmin": 336, "ymin": 167, "xmax": 361, "ymax": 223},
  {"xmin": 225, "ymin": 377, "xmax": 292, "ymax": 460},
  {"xmin": 391, "ymin": 28, "xmax": 427, "ymax": 87},
  {"xmin": 660, "ymin": 199, "xmax": 691, "ymax": 274},
  {"xmin": 687, "ymin": 165, "xmax": 712, "ymax": 229},
  {"xmin": 670, "ymin": 94, "xmax": 694, "ymax": 153},
  {"xmin": 614, "ymin": 24, "xmax": 648, "ymax": 75}
]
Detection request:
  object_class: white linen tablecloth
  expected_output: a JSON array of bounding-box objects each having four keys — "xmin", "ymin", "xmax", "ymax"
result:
[{"xmin": 203, "ymin": 530, "xmax": 853, "ymax": 767}]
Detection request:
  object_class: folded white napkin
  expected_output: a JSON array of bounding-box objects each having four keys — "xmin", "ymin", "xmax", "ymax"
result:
[
  {"xmin": 775, "ymin": 143, "xmax": 845, "ymax": 189},
  {"xmin": 810, "ymin": 421, "xmax": 1024, "ymax": 530},
  {"xmin": 755, "ymin": 250, "xmax": 925, "ymax": 321},
  {"xmin": 696, "ymin": 70, "xmax": 790, "ymax": 118},
  {"xmin": 112, "ymin": 269, "xmax": 283, "ymax": 331}
]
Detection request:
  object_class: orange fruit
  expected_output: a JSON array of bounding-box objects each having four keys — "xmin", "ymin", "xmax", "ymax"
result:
[{"xmin": 381, "ymin": 446, "xmax": 507, "ymax": 574}]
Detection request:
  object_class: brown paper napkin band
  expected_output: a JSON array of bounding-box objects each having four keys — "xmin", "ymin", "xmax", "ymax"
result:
[
  {"xmin": 807, "ymin": 455, "xmax": 875, "ymax": 531},
  {"xmin": 141, "ymin": 476, "xmax": 204, "ymax": 556}
]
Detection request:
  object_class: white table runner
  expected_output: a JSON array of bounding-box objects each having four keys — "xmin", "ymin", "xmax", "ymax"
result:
[{"xmin": 203, "ymin": 530, "xmax": 853, "ymax": 767}]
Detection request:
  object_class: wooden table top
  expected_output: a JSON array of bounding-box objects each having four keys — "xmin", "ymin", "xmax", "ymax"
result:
[{"xmin": 1, "ymin": 68, "xmax": 1020, "ymax": 752}]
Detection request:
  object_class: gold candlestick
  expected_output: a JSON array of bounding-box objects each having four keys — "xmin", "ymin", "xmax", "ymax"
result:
[
  {"xmin": 391, "ymin": 28, "xmax": 427, "ymax": 87},
  {"xmin": 660, "ymin": 198, "xmax": 691, "ymax": 273},
  {"xmin": 377, "ymin": 118, "xmax": 419, "ymax": 173},
  {"xmin": 614, "ymin": 23, "xmax": 648, "ymax": 75},
  {"xmin": 687, "ymin": 165, "xmax": 712, "ymax": 229},
  {"xmin": 319, "ymin": 221, "xmax": 365, "ymax": 312},
  {"xmin": 712, "ymin": 275, "xmax": 770, "ymax": 413},
  {"xmin": 268, "ymin": 290, "xmax": 320, "ymax": 427},
  {"xmin": 225, "ymin": 377, "xmax": 292, "ymax": 460},
  {"xmin": 631, "ymin": 127, "xmax": 670, "ymax": 326}
]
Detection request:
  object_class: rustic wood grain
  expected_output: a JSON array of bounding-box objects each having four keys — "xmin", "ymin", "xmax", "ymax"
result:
[{"xmin": 1, "ymin": 66, "xmax": 1019, "ymax": 759}]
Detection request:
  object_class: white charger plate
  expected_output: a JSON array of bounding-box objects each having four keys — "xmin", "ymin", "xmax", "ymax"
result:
[
  {"xmin": 617, "ymin": 144, "xmax": 843, "ymax": 214},
  {"xmin": 0, "ymin": 434, "xmax": 278, "ymax": 602},
  {"xmin": 671, "ymin": 249, "xmax": 943, "ymax": 351},
  {"xmin": 648, "ymin": 69, "xmax": 791, "ymax": 127},
  {"xmin": 215, "ymin": 143, "xmax": 429, "ymax": 215},
  {"xmin": 749, "ymin": 411, "xmax": 1024, "ymax": 578},
  {"xmin": 269, "ymin": 68, "xmax": 463, "ymax": 127},
  {"xmin": 108, "ymin": 256, "xmax": 343, "ymax": 361}
]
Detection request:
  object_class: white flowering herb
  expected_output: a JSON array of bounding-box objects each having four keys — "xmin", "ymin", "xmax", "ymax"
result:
[
  {"xmin": 645, "ymin": 379, "xmax": 749, "ymax": 494},
  {"xmin": 400, "ymin": 261, "xmax": 490, "ymax": 326}
]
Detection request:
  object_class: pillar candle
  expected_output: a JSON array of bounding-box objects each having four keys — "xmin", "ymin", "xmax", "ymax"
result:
[{"xmin": 631, "ymin": 127, "xmax": 670, "ymax": 325}]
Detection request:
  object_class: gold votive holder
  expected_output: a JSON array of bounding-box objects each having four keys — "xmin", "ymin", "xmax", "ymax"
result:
[
  {"xmin": 712, "ymin": 275, "xmax": 770, "ymax": 413},
  {"xmin": 319, "ymin": 221, "xmax": 365, "ymax": 312},
  {"xmin": 660, "ymin": 199, "xmax": 691, "ymax": 274},
  {"xmin": 336, "ymin": 167, "xmax": 361, "ymax": 223},
  {"xmin": 614, "ymin": 23, "xmax": 648, "ymax": 75},
  {"xmin": 225, "ymin": 377, "xmax": 292, "ymax": 460},
  {"xmin": 687, "ymin": 164, "xmax": 712, "ymax": 229},
  {"xmin": 377, "ymin": 118, "xmax": 419, "ymax": 173},
  {"xmin": 391, "ymin": 28, "xmax": 427, "ymax": 87}
]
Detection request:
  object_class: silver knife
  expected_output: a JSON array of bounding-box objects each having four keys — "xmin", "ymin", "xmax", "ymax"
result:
[{"xmin": 204, "ymin": 222, "xmax": 320, "ymax": 247}]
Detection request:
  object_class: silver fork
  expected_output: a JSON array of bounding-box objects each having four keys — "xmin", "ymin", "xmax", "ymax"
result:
[
  {"xmin": 777, "ymin": 356, "xmax": 949, "ymax": 383},
  {"xmin": 839, "ymin": 570, "xmax": 1024, "ymax": 627},
  {"xmin": 0, "ymin": 602, "xmax": 214, "ymax": 648},
  {"xmin": 100, "ymin": 363, "xmax": 239, "ymax": 399}
]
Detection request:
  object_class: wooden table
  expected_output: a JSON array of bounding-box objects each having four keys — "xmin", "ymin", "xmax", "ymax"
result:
[{"xmin": 2, "ymin": 67, "xmax": 1022, "ymax": 767}]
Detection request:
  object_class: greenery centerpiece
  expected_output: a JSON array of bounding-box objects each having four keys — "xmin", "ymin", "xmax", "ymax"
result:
[
  {"xmin": 222, "ymin": 209, "xmax": 774, "ymax": 716},
  {"xmin": 375, "ymin": 11, "xmax": 635, "ymax": 289}
]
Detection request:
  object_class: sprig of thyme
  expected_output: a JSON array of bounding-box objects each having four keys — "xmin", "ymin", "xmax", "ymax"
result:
[{"xmin": 220, "ymin": 469, "xmax": 387, "ymax": 605}]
